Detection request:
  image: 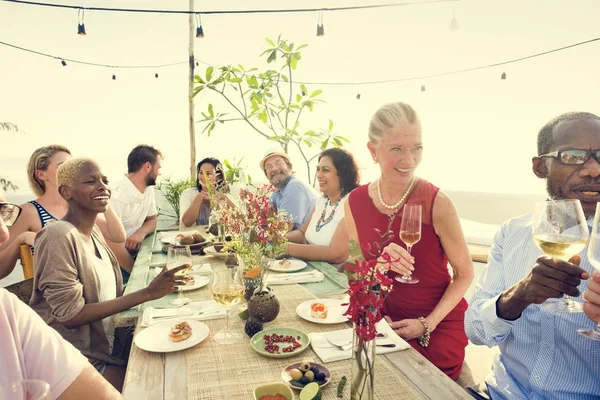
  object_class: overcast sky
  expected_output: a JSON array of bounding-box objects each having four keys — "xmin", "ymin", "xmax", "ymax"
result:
[{"xmin": 2, "ymin": 0, "xmax": 599, "ymax": 198}]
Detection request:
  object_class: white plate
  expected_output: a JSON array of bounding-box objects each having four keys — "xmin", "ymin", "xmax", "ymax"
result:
[
  {"xmin": 269, "ymin": 259, "xmax": 307, "ymax": 272},
  {"xmin": 296, "ymin": 299, "xmax": 349, "ymax": 324},
  {"xmin": 134, "ymin": 320, "xmax": 209, "ymax": 353},
  {"xmin": 159, "ymin": 231, "xmax": 185, "ymax": 244},
  {"xmin": 180, "ymin": 274, "xmax": 210, "ymax": 292},
  {"xmin": 203, "ymin": 245, "xmax": 227, "ymax": 258}
]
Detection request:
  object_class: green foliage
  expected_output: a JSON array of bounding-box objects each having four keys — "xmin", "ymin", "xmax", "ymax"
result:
[
  {"xmin": 156, "ymin": 176, "xmax": 194, "ymax": 220},
  {"xmin": 223, "ymin": 157, "xmax": 252, "ymax": 185},
  {"xmin": 0, "ymin": 178, "xmax": 18, "ymax": 192},
  {"xmin": 192, "ymin": 36, "xmax": 349, "ymax": 185},
  {"xmin": 1, "ymin": 121, "xmax": 21, "ymax": 191}
]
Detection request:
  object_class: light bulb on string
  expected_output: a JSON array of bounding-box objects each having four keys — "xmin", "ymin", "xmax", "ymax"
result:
[
  {"xmin": 421, "ymin": 85, "xmax": 426, "ymax": 92},
  {"xmin": 501, "ymin": 72, "xmax": 507, "ymax": 80},
  {"xmin": 356, "ymin": 93, "xmax": 361, "ymax": 100},
  {"xmin": 450, "ymin": 16, "xmax": 459, "ymax": 32},
  {"xmin": 61, "ymin": 59, "xmax": 67, "ymax": 66},
  {"xmin": 112, "ymin": 74, "xmax": 116, "ymax": 80},
  {"xmin": 77, "ymin": 8, "xmax": 86, "ymax": 35},
  {"xmin": 316, "ymin": 10, "xmax": 324, "ymax": 36},
  {"xmin": 155, "ymin": 73, "xmax": 159, "ymax": 78},
  {"xmin": 195, "ymin": 14, "xmax": 204, "ymax": 38}
]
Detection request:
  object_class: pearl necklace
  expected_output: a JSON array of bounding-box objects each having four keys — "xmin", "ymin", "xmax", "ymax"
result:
[{"xmin": 377, "ymin": 176, "xmax": 416, "ymax": 211}]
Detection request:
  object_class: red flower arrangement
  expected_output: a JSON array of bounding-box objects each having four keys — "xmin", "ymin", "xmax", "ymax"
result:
[{"xmin": 343, "ymin": 229, "xmax": 395, "ymax": 342}]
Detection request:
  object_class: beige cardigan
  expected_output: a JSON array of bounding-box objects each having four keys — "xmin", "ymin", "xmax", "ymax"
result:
[{"xmin": 30, "ymin": 220, "xmax": 126, "ymax": 367}]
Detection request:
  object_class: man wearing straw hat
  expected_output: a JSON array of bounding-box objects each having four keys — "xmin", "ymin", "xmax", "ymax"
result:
[{"xmin": 259, "ymin": 148, "xmax": 318, "ymax": 232}]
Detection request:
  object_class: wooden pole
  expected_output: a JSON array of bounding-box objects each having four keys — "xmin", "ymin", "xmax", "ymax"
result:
[{"xmin": 188, "ymin": 0, "xmax": 196, "ymax": 182}]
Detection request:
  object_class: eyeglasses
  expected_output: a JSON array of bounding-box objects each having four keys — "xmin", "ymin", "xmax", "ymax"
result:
[
  {"xmin": 0, "ymin": 202, "xmax": 22, "ymax": 227},
  {"xmin": 539, "ymin": 149, "xmax": 600, "ymax": 165}
]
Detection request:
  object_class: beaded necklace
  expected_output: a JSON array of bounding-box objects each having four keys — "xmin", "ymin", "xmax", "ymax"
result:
[{"xmin": 315, "ymin": 198, "xmax": 340, "ymax": 232}]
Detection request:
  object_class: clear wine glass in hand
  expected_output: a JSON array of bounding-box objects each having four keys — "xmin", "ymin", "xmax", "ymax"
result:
[
  {"xmin": 532, "ymin": 199, "xmax": 589, "ymax": 312},
  {"xmin": 396, "ymin": 204, "xmax": 422, "ymax": 284},
  {"xmin": 166, "ymin": 245, "xmax": 193, "ymax": 307},
  {"xmin": 211, "ymin": 266, "xmax": 245, "ymax": 344},
  {"xmin": 579, "ymin": 202, "xmax": 600, "ymax": 341}
]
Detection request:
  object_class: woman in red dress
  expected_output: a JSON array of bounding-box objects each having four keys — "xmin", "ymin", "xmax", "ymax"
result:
[{"xmin": 344, "ymin": 102, "xmax": 474, "ymax": 380}]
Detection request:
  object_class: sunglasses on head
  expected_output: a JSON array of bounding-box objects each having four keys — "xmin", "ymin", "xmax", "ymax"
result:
[
  {"xmin": 0, "ymin": 202, "xmax": 22, "ymax": 227},
  {"xmin": 539, "ymin": 149, "xmax": 600, "ymax": 165}
]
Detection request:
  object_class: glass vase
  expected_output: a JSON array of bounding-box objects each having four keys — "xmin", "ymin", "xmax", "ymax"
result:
[{"xmin": 351, "ymin": 324, "xmax": 376, "ymax": 400}]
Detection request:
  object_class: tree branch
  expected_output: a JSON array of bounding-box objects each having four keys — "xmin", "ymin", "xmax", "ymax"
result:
[
  {"xmin": 291, "ymin": 138, "xmax": 313, "ymax": 185},
  {"xmin": 208, "ymin": 87, "xmax": 271, "ymax": 140}
]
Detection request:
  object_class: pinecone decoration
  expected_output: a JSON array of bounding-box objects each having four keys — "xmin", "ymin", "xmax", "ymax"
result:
[
  {"xmin": 225, "ymin": 251, "xmax": 239, "ymax": 267},
  {"xmin": 208, "ymin": 223, "xmax": 219, "ymax": 237},
  {"xmin": 244, "ymin": 318, "xmax": 264, "ymax": 338},
  {"xmin": 248, "ymin": 289, "xmax": 280, "ymax": 323}
]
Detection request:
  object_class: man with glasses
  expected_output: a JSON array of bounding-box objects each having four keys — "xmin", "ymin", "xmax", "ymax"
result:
[
  {"xmin": 260, "ymin": 149, "xmax": 318, "ymax": 231},
  {"xmin": 465, "ymin": 112, "xmax": 600, "ymax": 399}
]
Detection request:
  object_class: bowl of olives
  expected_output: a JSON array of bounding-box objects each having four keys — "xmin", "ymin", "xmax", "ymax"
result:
[{"xmin": 281, "ymin": 360, "xmax": 331, "ymax": 390}]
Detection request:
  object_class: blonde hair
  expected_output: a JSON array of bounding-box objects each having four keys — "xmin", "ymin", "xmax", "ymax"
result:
[
  {"xmin": 368, "ymin": 102, "xmax": 421, "ymax": 144},
  {"xmin": 27, "ymin": 145, "xmax": 71, "ymax": 197},
  {"xmin": 57, "ymin": 157, "xmax": 95, "ymax": 189}
]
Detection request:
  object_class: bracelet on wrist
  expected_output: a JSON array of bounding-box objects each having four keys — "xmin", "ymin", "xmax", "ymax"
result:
[{"xmin": 417, "ymin": 316, "xmax": 430, "ymax": 348}]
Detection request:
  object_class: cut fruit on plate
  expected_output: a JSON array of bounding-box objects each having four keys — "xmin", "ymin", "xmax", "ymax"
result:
[{"xmin": 299, "ymin": 382, "xmax": 322, "ymax": 400}]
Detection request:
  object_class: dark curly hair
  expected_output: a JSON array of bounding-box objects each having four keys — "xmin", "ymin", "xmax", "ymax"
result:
[
  {"xmin": 196, "ymin": 157, "xmax": 229, "ymax": 193},
  {"xmin": 319, "ymin": 148, "xmax": 360, "ymax": 198}
]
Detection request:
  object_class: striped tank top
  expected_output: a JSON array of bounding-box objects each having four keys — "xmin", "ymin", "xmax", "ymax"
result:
[{"xmin": 29, "ymin": 200, "xmax": 57, "ymax": 228}]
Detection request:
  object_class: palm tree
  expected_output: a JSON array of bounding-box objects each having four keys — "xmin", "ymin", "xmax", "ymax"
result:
[{"xmin": 1, "ymin": 121, "xmax": 20, "ymax": 191}]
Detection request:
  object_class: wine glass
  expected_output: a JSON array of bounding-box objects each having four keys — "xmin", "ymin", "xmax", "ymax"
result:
[
  {"xmin": 166, "ymin": 245, "xmax": 193, "ymax": 307},
  {"xmin": 212, "ymin": 266, "xmax": 245, "ymax": 344},
  {"xmin": 396, "ymin": 204, "xmax": 422, "ymax": 284},
  {"xmin": 0, "ymin": 380, "xmax": 51, "ymax": 400},
  {"xmin": 532, "ymin": 199, "xmax": 589, "ymax": 312},
  {"xmin": 579, "ymin": 202, "xmax": 600, "ymax": 340}
]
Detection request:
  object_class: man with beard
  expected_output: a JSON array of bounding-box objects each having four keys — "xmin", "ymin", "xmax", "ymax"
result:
[
  {"xmin": 260, "ymin": 149, "xmax": 318, "ymax": 231},
  {"xmin": 465, "ymin": 112, "xmax": 600, "ymax": 399},
  {"xmin": 107, "ymin": 145, "xmax": 162, "ymax": 275}
]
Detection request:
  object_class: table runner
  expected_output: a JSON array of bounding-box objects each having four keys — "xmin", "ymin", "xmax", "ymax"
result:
[{"xmin": 181, "ymin": 283, "xmax": 422, "ymax": 399}]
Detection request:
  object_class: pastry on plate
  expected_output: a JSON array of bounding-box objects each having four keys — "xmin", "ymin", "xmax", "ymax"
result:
[
  {"xmin": 182, "ymin": 275, "xmax": 196, "ymax": 286},
  {"xmin": 169, "ymin": 321, "xmax": 193, "ymax": 342},
  {"xmin": 310, "ymin": 302, "xmax": 328, "ymax": 319},
  {"xmin": 279, "ymin": 258, "xmax": 292, "ymax": 268}
]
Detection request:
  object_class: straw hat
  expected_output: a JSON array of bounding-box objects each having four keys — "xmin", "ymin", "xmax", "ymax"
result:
[{"xmin": 259, "ymin": 148, "xmax": 291, "ymax": 170}]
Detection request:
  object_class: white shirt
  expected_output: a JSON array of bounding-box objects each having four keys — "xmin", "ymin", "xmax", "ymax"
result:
[
  {"xmin": 110, "ymin": 175, "xmax": 157, "ymax": 237},
  {"xmin": 305, "ymin": 196, "xmax": 346, "ymax": 246},
  {"xmin": 0, "ymin": 289, "xmax": 88, "ymax": 399},
  {"xmin": 465, "ymin": 213, "xmax": 600, "ymax": 399},
  {"xmin": 91, "ymin": 237, "xmax": 117, "ymax": 354},
  {"xmin": 179, "ymin": 187, "xmax": 210, "ymax": 226}
]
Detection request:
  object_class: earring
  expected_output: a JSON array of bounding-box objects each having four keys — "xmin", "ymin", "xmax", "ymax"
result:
[{"xmin": 373, "ymin": 158, "xmax": 378, "ymax": 164}]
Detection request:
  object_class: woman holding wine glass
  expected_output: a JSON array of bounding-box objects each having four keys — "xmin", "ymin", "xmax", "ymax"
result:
[{"xmin": 344, "ymin": 102, "xmax": 474, "ymax": 381}]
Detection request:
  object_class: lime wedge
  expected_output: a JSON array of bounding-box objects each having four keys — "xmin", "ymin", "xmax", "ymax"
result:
[
  {"xmin": 299, "ymin": 382, "xmax": 322, "ymax": 400},
  {"xmin": 238, "ymin": 306, "xmax": 249, "ymax": 320}
]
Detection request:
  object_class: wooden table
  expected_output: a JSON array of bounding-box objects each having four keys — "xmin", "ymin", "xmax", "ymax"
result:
[{"xmin": 118, "ymin": 227, "xmax": 472, "ymax": 400}]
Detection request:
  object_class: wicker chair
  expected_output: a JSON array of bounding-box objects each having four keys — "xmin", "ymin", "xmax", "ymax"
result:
[
  {"xmin": 19, "ymin": 244, "xmax": 34, "ymax": 280},
  {"xmin": 4, "ymin": 278, "xmax": 34, "ymax": 304}
]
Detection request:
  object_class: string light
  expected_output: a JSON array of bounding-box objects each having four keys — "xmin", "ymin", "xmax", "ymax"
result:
[
  {"xmin": 501, "ymin": 72, "xmax": 506, "ymax": 80},
  {"xmin": 316, "ymin": 10, "xmax": 324, "ymax": 37},
  {"xmin": 450, "ymin": 15, "xmax": 459, "ymax": 32},
  {"xmin": 1, "ymin": 36, "xmax": 598, "ymax": 86},
  {"xmin": 155, "ymin": 73, "xmax": 158, "ymax": 78},
  {"xmin": 195, "ymin": 14, "xmax": 204, "ymax": 38},
  {"xmin": 77, "ymin": 8, "xmax": 86, "ymax": 35},
  {"xmin": 356, "ymin": 93, "xmax": 361, "ymax": 99},
  {"xmin": 60, "ymin": 59, "xmax": 66, "ymax": 66},
  {"xmin": 1, "ymin": 0, "xmax": 458, "ymax": 15},
  {"xmin": 421, "ymin": 85, "xmax": 426, "ymax": 92},
  {"xmin": 112, "ymin": 74, "xmax": 116, "ymax": 80}
]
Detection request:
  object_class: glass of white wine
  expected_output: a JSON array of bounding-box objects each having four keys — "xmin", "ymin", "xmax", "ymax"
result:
[
  {"xmin": 166, "ymin": 245, "xmax": 193, "ymax": 307},
  {"xmin": 396, "ymin": 204, "xmax": 422, "ymax": 284},
  {"xmin": 212, "ymin": 266, "xmax": 245, "ymax": 344},
  {"xmin": 579, "ymin": 202, "xmax": 600, "ymax": 341},
  {"xmin": 532, "ymin": 199, "xmax": 589, "ymax": 312}
]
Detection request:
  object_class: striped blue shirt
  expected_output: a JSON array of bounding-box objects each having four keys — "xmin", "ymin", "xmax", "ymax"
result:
[
  {"xmin": 465, "ymin": 213, "xmax": 600, "ymax": 400},
  {"xmin": 29, "ymin": 200, "xmax": 56, "ymax": 228}
]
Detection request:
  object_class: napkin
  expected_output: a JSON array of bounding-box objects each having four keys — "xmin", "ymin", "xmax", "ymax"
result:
[
  {"xmin": 309, "ymin": 319, "xmax": 410, "ymax": 363},
  {"xmin": 265, "ymin": 270, "xmax": 324, "ymax": 285},
  {"xmin": 141, "ymin": 300, "xmax": 226, "ymax": 327}
]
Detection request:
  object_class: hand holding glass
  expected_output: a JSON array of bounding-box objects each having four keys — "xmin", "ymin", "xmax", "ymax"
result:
[
  {"xmin": 578, "ymin": 202, "xmax": 600, "ymax": 341},
  {"xmin": 532, "ymin": 199, "xmax": 588, "ymax": 312},
  {"xmin": 396, "ymin": 204, "xmax": 422, "ymax": 284},
  {"xmin": 166, "ymin": 245, "xmax": 193, "ymax": 307}
]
